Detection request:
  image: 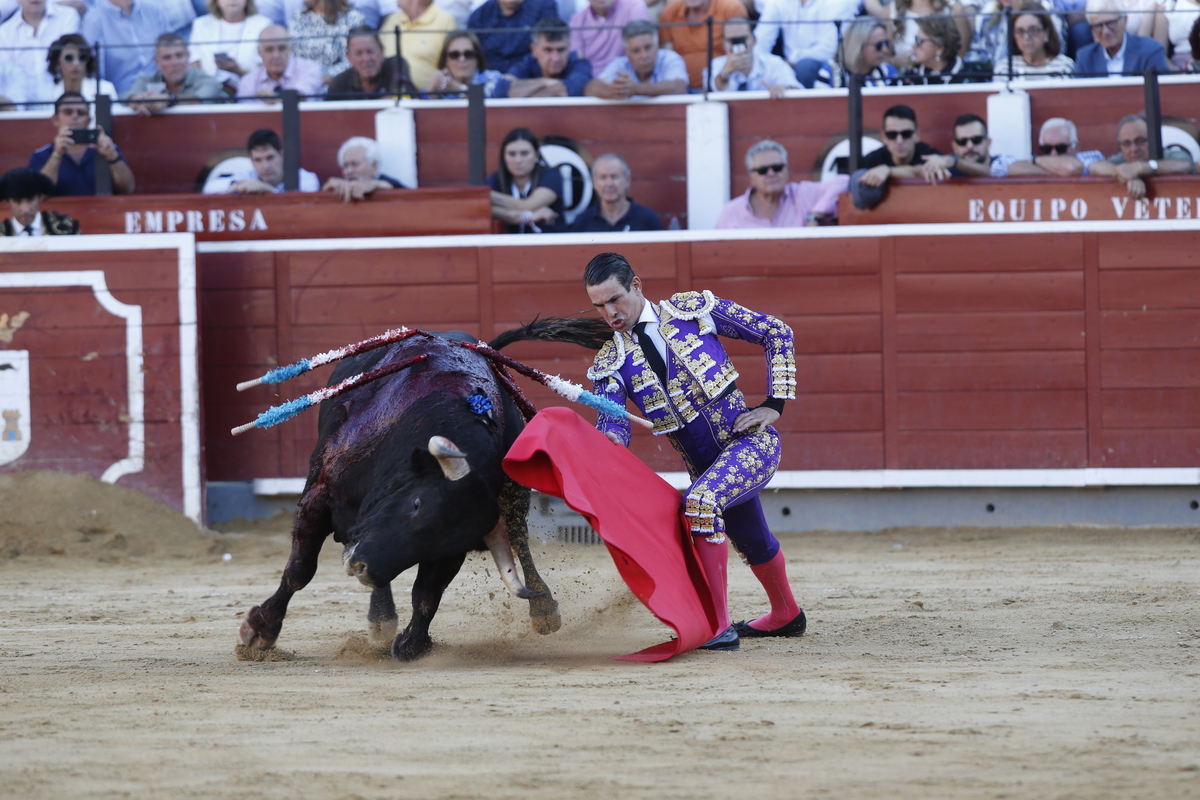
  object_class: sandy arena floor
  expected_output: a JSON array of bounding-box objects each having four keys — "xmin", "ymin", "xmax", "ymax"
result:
[{"xmin": 1, "ymin": 472, "xmax": 1198, "ymax": 799}]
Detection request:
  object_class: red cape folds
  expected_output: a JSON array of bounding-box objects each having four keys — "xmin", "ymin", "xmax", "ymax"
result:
[{"xmin": 502, "ymin": 407, "xmax": 720, "ymax": 662}]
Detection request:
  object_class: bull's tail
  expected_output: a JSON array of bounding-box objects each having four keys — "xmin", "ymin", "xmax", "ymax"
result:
[{"xmin": 488, "ymin": 316, "xmax": 612, "ymax": 352}]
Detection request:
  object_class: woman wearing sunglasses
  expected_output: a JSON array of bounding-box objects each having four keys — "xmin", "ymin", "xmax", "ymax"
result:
[
  {"xmin": 426, "ymin": 30, "xmax": 506, "ymax": 97},
  {"xmin": 1001, "ymin": 1, "xmax": 1076, "ymax": 77},
  {"xmin": 902, "ymin": 15, "xmax": 974, "ymax": 81},
  {"xmin": 890, "ymin": 0, "xmax": 973, "ymax": 64},
  {"xmin": 815, "ymin": 17, "xmax": 900, "ymax": 86},
  {"xmin": 34, "ymin": 34, "xmax": 118, "ymax": 106}
]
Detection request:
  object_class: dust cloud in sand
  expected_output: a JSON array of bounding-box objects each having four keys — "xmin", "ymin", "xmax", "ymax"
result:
[{"xmin": 1, "ymin": 471, "xmax": 1198, "ymax": 799}]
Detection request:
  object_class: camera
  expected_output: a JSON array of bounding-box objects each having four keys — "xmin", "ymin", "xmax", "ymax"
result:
[
  {"xmin": 729, "ymin": 36, "xmax": 747, "ymax": 53},
  {"xmin": 70, "ymin": 128, "xmax": 99, "ymax": 145}
]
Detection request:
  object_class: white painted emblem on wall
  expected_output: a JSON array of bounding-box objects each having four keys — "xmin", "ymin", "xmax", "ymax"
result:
[{"xmin": 0, "ymin": 350, "xmax": 31, "ymax": 465}]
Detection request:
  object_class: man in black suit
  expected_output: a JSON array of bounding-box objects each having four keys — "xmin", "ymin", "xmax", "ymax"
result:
[{"xmin": 0, "ymin": 167, "xmax": 80, "ymax": 236}]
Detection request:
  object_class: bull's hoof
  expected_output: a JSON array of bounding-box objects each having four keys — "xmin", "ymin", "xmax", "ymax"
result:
[
  {"xmin": 529, "ymin": 596, "xmax": 562, "ymax": 635},
  {"xmin": 368, "ymin": 616, "xmax": 399, "ymax": 648},
  {"xmin": 239, "ymin": 607, "xmax": 279, "ymax": 649},
  {"xmin": 392, "ymin": 627, "xmax": 433, "ymax": 661}
]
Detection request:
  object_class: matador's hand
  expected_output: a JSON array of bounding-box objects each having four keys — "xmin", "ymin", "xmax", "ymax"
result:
[
  {"xmin": 733, "ymin": 407, "xmax": 779, "ymax": 434},
  {"xmin": 604, "ymin": 431, "xmax": 624, "ymax": 445}
]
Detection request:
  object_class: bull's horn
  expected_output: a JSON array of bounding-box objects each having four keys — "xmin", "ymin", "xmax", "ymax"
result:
[
  {"xmin": 428, "ymin": 436, "xmax": 470, "ymax": 481},
  {"xmin": 483, "ymin": 526, "xmax": 543, "ymax": 600}
]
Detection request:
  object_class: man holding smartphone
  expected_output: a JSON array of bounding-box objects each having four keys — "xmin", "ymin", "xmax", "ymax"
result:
[
  {"xmin": 27, "ymin": 92, "xmax": 135, "ymax": 196},
  {"xmin": 703, "ymin": 17, "xmax": 800, "ymax": 98}
]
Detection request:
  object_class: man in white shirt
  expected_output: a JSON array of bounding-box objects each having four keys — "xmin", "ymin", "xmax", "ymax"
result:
[
  {"xmin": 752, "ymin": 0, "xmax": 842, "ymax": 88},
  {"xmin": 0, "ymin": 0, "xmax": 81, "ymax": 82},
  {"xmin": 584, "ymin": 18, "xmax": 687, "ymax": 98},
  {"xmin": 0, "ymin": 166, "xmax": 80, "ymax": 236},
  {"xmin": 205, "ymin": 128, "xmax": 319, "ymax": 194},
  {"xmin": 703, "ymin": 16, "xmax": 801, "ymax": 97}
]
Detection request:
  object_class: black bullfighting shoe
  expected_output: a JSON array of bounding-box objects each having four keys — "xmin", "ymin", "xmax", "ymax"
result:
[
  {"xmin": 697, "ymin": 624, "xmax": 740, "ymax": 651},
  {"xmin": 733, "ymin": 610, "xmax": 807, "ymax": 638}
]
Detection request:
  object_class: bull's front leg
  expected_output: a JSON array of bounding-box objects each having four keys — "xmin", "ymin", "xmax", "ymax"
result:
[
  {"xmin": 393, "ymin": 552, "xmax": 467, "ymax": 661},
  {"xmin": 500, "ymin": 478, "xmax": 562, "ymax": 635},
  {"xmin": 367, "ymin": 585, "xmax": 398, "ymax": 648},
  {"xmin": 240, "ymin": 483, "xmax": 332, "ymax": 650}
]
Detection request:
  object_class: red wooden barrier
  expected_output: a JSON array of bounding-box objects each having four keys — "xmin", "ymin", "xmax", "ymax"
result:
[{"xmin": 199, "ymin": 224, "xmax": 1200, "ymax": 482}]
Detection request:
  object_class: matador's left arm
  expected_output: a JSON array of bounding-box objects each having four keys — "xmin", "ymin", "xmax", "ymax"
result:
[{"xmin": 709, "ymin": 296, "xmax": 797, "ymax": 404}]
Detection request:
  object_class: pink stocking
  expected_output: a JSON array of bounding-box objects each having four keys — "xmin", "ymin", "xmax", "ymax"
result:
[
  {"xmin": 693, "ymin": 537, "xmax": 731, "ymax": 631},
  {"xmin": 747, "ymin": 551, "xmax": 801, "ymax": 631}
]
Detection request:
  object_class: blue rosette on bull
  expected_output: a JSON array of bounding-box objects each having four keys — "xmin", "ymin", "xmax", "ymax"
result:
[{"xmin": 233, "ymin": 318, "xmax": 631, "ymax": 662}]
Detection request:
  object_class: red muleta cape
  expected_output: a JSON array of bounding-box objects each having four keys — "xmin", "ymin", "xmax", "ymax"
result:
[{"xmin": 502, "ymin": 406, "xmax": 720, "ymax": 662}]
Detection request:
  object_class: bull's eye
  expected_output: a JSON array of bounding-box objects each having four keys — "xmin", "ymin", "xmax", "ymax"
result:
[{"xmin": 412, "ymin": 497, "xmax": 421, "ymax": 512}]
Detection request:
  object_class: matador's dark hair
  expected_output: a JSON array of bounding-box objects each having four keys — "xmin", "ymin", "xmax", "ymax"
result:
[{"xmin": 583, "ymin": 252, "xmax": 636, "ymax": 289}]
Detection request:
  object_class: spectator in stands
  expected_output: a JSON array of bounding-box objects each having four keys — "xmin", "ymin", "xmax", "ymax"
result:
[
  {"xmin": 328, "ymin": 26, "xmax": 417, "ymax": 95},
  {"xmin": 570, "ymin": 153, "xmax": 662, "ymax": 231},
  {"xmin": 816, "ymin": 16, "xmax": 900, "ymax": 87},
  {"xmin": 890, "ymin": 0, "xmax": 972, "ymax": 65},
  {"xmin": 902, "ymin": 14, "xmax": 974, "ymax": 81},
  {"xmin": 1005, "ymin": 116, "xmax": 1105, "ymax": 175},
  {"xmin": 0, "ymin": 53, "xmax": 31, "ymax": 106},
  {"xmin": 856, "ymin": 104, "xmax": 944, "ymax": 190},
  {"xmin": 1074, "ymin": 0, "xmax": 1172, "ymax": 74},
  {"xmin": 999, "ymin": 0, "xmax": 1076, "ymax": 77},
  {"xmin": 125, "ymin": 32, "xmax": 223, "ymax": 114},
  {"xmin": 499, "ymin": 17, "xmax": 592, "ymax": 97},
  {"xmin": 919, "ymin": 113, "xmax": 1021, "ymax": 181},
  {"xmin": 0, "ymin": 0, "xmax": 81, "ymax": 89},
  {"xmin": 237, "ymin": 24, "xmax": 324, "ymax": 101},
  {"xmin": 322, "ymin": 135, "xmax": 406, "ymax": 201},
  {"xmin": 36, "ymin": 33, "xmax": 119, "ymax": 105},
  {"xmin": 1165, "ymin": 0, "xmax": 1200, "ymax": 69},
  {"xmin": 379, "ymin": 0, "xmax": 456, "ymax": 89},
  {"xmin": 0, "ymin": 166, "xmax": 79, "ymax": 235},
  {"xmin": 468, "ymin": 0, "xmax": 558, "ymax": 74},
  {"xmin": 488, "ymin": 127, "xmax": 566, "ymax": 233},
  {"xmin": 1189, "ymin": 14, "xmax": 1200, "ymax": 69},
  {"xmin": 28, "ymin": 91, "xmax": 135, "ymax": 195},
  {"xmin": 1088, "ymin": 112, "xmax": 1195, "ymax": 197},
  {"xmin": 425, "ymin": 30, "xmax": 507, "ymax": 96},
  {"xmin": 585, "ymin": 18, "xmax": 688, "ymax": 97},
  {"xmin": 81, "ymin": 0, "xmax": 173, "ymax": 95},
  {"xmin": 288, "ymin": 0, "xmax": 365, "ymax": 78},
  {"xmin": 717, "ymin": 140, "xmax": 847, "ymax": 228},
  {"xmin": 658, "ymin": 0, "xmax": 748, "ymax": 90},
  {"xmin": 569, "ymin": 0, "xmax": 650, "ymax": 75},
  {"xmin": 208, "ymin": 128, "xmax": 320, "ymax": 193},
  {"xmin": 190, "ymin": 0, "xmax": 274, "ymax": 94},
  {"xmin": 752, "ymin": 0, "xmax": 840, "ymax": 88},
  {"xmin": 703, "ymin": 16, "xmax": 801, "ymax": 96}
]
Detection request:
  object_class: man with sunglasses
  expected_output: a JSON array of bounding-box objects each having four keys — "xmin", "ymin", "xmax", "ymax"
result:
[
  {"xmin": 857, "ymin": 104, "xmax": 944, "ymax": 190},
  {"xmin": 1006, "ymin": 117, "xmax": 1105, "ymax": 177},
  {"xmin": 1088, "ymin": 113, "xmax": 1195, "ymax": 198},
  {"xmin": 1073, "ymin": 0, "xmax": 1171, "ymax": 77},
  {"xmin": 716, "ymin": 139, "xmax": 847, "ymax": 227}
]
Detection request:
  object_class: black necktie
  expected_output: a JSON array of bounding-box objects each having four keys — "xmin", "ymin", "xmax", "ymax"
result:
[
  {"xmin": 633, "ymin": 321, "xmax": 668, "ymax": 384},
  {"xmin": 22, "ymin": 225, "xmax": 33, "ymax": 236}
]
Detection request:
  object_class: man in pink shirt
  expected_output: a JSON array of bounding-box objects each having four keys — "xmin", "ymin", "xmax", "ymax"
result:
[
  {"xmin": 569, "ymin": 0, "xmax": 650, "ymax": 75},
  {"xmin": 716, "ymin": 139, "xmax": 848, "ymax": 228},
  {"xmin": 237, "ymin": 24, "xmax": 325, "ymax": 103}
]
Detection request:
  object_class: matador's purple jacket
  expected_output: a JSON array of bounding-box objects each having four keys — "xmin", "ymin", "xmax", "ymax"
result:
[{"xmin": 588, "ymin": 290, "xmax": 797, "ymax": 542}]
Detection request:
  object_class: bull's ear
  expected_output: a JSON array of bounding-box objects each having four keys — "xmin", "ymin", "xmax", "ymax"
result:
[{"xmin": 411, "ymin": 448, "xmax": 443, "ymax": 477}]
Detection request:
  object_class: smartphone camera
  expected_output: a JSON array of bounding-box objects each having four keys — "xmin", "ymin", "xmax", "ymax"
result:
[
  {"xmin": 70, "ymin": 128, "xmax": 99, "ymax": 145},
  {"xmin": 729, "ymin": 36, "xmax": 747, "ymax": 53}
]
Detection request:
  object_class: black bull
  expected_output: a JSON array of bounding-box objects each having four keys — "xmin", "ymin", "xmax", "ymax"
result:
[{"xmin": 239, "ymin": 319, "xmax": 610, "ymax": 660}]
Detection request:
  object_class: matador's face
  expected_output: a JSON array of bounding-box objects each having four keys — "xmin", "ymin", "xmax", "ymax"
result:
[{"xmin": 587, "ymin": 275, "xmax": 645, "ymax": 335}]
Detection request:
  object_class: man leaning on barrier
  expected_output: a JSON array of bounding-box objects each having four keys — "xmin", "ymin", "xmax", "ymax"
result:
[
  {"xmin": 1005, "ymin": 117, "xmax": 1105, "ymax": 177},
  {"xmin": 125, "ymin": 32, "xmax": 223, "ymax": 115},
  {"xmin": 717, "ymin": 139, "xmax": 847, "ymax": 227},
  {"xmin": 584, "ymin": 19, "xmax": 688, "ymax": 98},
  {"xmin": 206, "ymin": 128, "xmax": 320, "ymax": 194},
  {"xmin": 920, "ymin": 113, "xmax": 1023, "ymax": 182},
  {"xmin": 328, "ymin": 26, "xmax": 418, "ymax": 97},
  {"xmin": 498, "ymin": 16, "xmax": 592, "ymax": 97},
  {"xmin": 1088, "ymin": 113, "xmax": 1196, "ymax": 198},
  {"xmin": 322, "ymin": 135, "xmax": 408, "ymax": 202},
  {"xmin": 855, "ymin": 104, "xmax": 944, "ymax": 190}
]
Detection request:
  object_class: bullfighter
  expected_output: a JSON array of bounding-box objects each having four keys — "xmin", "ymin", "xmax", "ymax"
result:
[{"xmin": 584, "ymin": 251, "xmax": 805, "ymax": 651}]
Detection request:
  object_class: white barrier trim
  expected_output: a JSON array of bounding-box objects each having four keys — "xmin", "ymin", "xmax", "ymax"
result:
[
  {"xmin": 254, "ymin": 467, "xmax": 1200, "ymax": 496},
  {"xmin": 198, "ymin": 216, "xmax": 1200, "ymax": 254}
]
